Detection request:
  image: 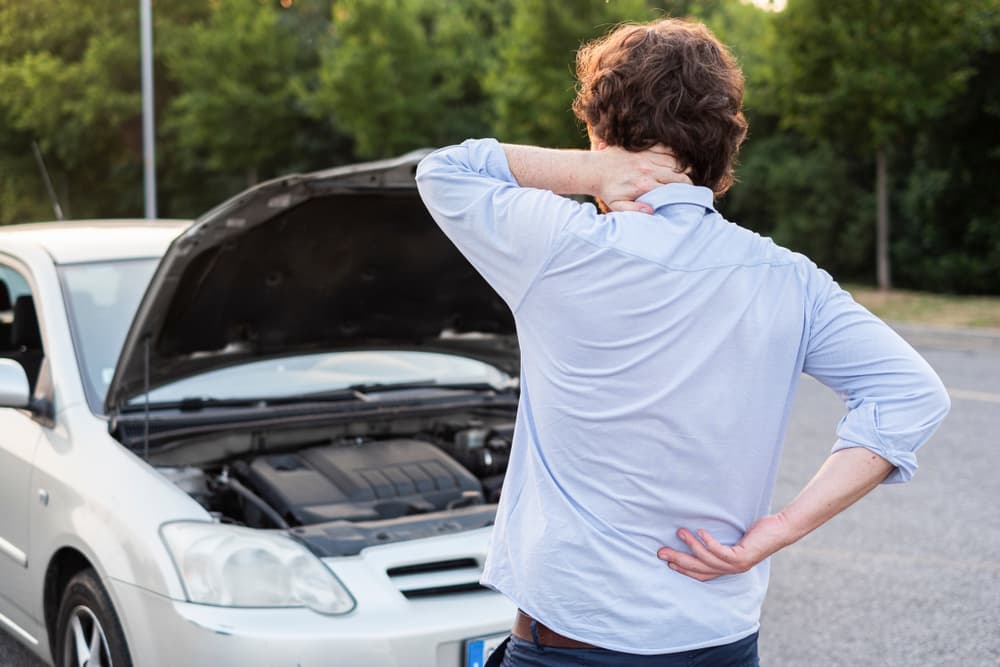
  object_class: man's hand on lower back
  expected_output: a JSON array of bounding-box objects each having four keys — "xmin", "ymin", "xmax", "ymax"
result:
[
  {"xmin": 656, "ymin": 514, "xmax": 795, "ymax": 582},
  {"xmin": 657, "ymin": 447, "xmax": 894, "ymax": 582},
  {"xmin": 501, "ymin": 143, "xmax": 691, "ymax": 213}
]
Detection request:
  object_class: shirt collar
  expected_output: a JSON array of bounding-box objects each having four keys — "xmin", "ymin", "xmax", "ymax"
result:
[{"xmin": 636, "ymin": 183, "xmax": 716, "ymax": 214}]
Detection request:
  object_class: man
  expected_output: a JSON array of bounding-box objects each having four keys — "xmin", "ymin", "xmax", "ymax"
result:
[{"xmin": 416, "ymin": 18, "xmax": 949, "ymax": 667}]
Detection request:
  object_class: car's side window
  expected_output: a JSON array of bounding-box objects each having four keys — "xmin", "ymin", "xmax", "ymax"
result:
[{"xmin": 0, "ymin": 264, "xmax": 44, "ymax": 391}]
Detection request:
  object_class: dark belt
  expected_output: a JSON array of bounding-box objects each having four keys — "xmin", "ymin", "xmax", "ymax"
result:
[{"xmin": 512, "ymin": 610, "xmax": 600, "ymax": 650}]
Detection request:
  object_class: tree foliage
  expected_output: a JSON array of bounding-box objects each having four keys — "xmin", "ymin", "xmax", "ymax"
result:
[
  {"xmin": 164, "ymin": 0, "xmax": 309, "ymax": 184},
  {"xmin": 722, "ymin": 0, "xmax": 1000, "ymax": 290},
  {"xmin": 0, "ymin": 0, "xmax": 146, "ymax": 221},
  {"xmin": 893, "ymin": 13, "xmax": 1000, "ymax": 294},
  {"xmin": 766, "ymin": 0, "xmax": 983, "ymax": 288},
  {"xmin": 159, "ymin": 0, "xmax": 353, "ymax": 215},
  {"xmin": 308, "ymin": 0, "xmax": 504, "ymax": 158},
  {"xmin": 0, "ymin": 0, "xmax": 998, "ymax": 293},
  {"xmin": 488, "ymin": 0, "xmax": 651, "ymax": 147},
  {"xmin": 724, "ymin": 132, "xmax": 874, "ymax": 279},
  {"xmin": 776, "ymin": 0, "xmax": 984, "ymax": 150}
]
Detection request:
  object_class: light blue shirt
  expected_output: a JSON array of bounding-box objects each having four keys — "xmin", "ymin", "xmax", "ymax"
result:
[{"xmin": 415, "ymin": 139, "xmax": 950, "ymax": 654}]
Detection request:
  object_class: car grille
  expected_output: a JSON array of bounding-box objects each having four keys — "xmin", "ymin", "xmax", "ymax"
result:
[{"xmin": 386, "ymin": 557, "xmax": 487, "ymax": 599}]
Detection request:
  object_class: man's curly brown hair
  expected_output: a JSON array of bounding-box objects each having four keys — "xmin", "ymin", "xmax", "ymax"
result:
[{"xmin": 573, "ymin": 19, "xmax": 748, "ymax": 196}]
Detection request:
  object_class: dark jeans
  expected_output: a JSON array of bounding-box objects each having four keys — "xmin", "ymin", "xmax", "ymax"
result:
[{"xmin": 486, "ymin": 628, "xmax": 759, "ymax": 667}]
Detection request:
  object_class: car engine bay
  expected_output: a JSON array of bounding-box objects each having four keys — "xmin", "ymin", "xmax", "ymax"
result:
[{"xmin": 154, "ymin": 412, "xmax": 513, "ymax": 556}]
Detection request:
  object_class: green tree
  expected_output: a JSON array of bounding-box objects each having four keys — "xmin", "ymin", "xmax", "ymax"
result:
[
  {"xmin": 488, "ymin": 0, "xmax": 651, "ymax": 148},
  {"xmin": 893, "ymin": 9, "xmax": 1000, "ymax": 294},
  {"xmin": 309, "ymin": 0, "xmax": 504, "ymax": 158},
  {"xmin": 772, "ymin": 0, "xmax": 978, "ymax": 289},
  {"xmin": 695, "ymin": 0, "xmax": 776, "ymax": 116},
  {"xmin": 0, "ymin": 0, "xmax": 209, "ymax": 224},
  {"xmin": 724, "ymin": 132, "xmax": 874, "ymax": 280},
  {"xmin": 161, "ymin": 0, "xmax": 335, "ymax": 193},
  {"xmin": 0, "ymin": 0, "xmax": 144, "ymax": 222}
]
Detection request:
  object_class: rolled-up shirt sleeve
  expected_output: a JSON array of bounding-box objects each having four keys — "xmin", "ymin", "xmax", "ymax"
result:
[
  {"xmin": 416, "ymin": 138, "xmax": 595, "ymax": 310},
  {"xmin": 802, "ymin": 263, "xmax": 951, "ymax": 483}
]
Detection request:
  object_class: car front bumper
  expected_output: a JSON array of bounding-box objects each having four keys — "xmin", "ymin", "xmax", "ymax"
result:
[{"xmin": 110, "ymin": 577, "xmax": 515, "ymax": 667}]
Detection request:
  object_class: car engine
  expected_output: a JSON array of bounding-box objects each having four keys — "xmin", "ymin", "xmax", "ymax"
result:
[
  {"xmin": 241, "ymin": 438, "xmax": 485, "ymax": 524},
  {"xmin": 157, "ymin": 417, "xmax": 513, "ymax": 556}
]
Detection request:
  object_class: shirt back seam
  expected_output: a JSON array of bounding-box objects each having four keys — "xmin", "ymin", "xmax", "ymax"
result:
[
  {"xmin": 511, "ymin": 216, "xmax": 577, "ymax": 313},
  {"xmin": 562, "ymin": 230, "xmax": 802, "ymax": 274}
]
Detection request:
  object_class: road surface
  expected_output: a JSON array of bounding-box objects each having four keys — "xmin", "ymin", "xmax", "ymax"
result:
[{"xmin": 3, "ymin": 325, "xmax": 998, "ymax": 666}]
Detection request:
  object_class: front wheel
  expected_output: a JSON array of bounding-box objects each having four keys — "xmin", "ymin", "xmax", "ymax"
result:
[{"xmin": 55, "ymin": 568, "xmax": 132, "ymax": 667}]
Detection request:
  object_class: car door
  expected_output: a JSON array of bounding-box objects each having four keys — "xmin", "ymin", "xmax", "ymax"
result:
[{"xmin": 0, "ymin": 263, "xmax": 45, "ymax": 629}]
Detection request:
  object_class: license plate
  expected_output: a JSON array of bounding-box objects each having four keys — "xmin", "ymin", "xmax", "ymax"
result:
[{"xmin": 464, "ymin": 631, "xmax": 509, "ymax": 667}]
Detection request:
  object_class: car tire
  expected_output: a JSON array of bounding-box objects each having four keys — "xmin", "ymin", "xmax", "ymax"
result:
[{"xmin": 54, "ymin": 568, "xmax": 133, "ymax": 667}]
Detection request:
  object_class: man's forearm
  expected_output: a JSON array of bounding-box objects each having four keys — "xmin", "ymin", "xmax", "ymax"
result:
[
  {"xmin": 500, "ymin": 143, "xmax": 690, "ymax": 213},
  {"xmin": 658, "ymin": 447, "xmax": 894, "ymax": 581},
  {"xmin": 501, "ymin": 144, "xmax": 601, "ymax": 195},
  {"xmin": 776, "ymin": 446, "xmax": 895, "ymax": 543}
]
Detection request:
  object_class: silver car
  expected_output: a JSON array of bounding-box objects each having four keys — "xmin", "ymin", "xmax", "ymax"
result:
[{"xmin": 0, "ymin": 153, "xmax": 517, "ymax": 666}]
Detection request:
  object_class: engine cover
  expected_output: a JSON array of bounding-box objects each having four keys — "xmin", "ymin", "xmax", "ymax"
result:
[{"xmin": 242, "ymin": 439, "xmax": 483, "ymax": 525}]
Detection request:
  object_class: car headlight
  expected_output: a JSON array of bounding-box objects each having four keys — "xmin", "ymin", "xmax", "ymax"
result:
[{"xmin": 160, "ymin": 521, "xmax": 355, "ymax": 615}]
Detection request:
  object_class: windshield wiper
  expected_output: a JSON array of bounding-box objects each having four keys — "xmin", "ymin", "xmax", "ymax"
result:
[
  {"xmin": 280, "ymin": 380, "xmax": 511, "ymax": 402},
  {"xmin": 120, "ymin": 380, "xmax": 513, "ymax": 413},
  {"xmin": 349, "ymin": 380, "xmax": 509, "ymax": 393},
  {"xmin": 119, "ymin": 391, "xmax": 360, "ymax": 413}
]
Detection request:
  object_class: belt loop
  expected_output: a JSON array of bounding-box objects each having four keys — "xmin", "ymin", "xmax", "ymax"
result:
[{"xmin": 529, "ymin": 619, "xmax": 545, "ymax": 653}]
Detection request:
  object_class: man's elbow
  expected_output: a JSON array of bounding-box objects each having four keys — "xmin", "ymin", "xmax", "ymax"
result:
[
  {"xmin": 415, "ymin": 145, "xmax": 473, "ymax": 209},
  {"xmin": 926, "ymin": 372, "xmax": 951, "ymax": 425},
  {"xmin": 415, "ymin": 151, "xmax": 451, "ymax": 211},
  {"xmin": 416, "ymin": 143, "xmax": 475, "ymax": 181},
  {"xmin": 414, "ymin": 150, "xmax": 445, "ymax": 189}
]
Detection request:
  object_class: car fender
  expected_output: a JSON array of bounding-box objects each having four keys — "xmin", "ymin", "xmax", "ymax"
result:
[{"xmin": 29, "ymin": 402, "xmax": 208, "ymax": 609}]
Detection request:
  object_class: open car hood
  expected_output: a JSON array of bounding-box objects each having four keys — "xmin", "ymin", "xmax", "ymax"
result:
[{"xmin": 105, "ymin": 151, "xmax": 517, "ymax": 414}]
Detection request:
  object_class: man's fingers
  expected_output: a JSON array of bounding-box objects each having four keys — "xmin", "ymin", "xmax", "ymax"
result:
[
  {"xmin": 659, "ymin": 551, "xmax": 722, "ymax": 581},
  {"xmin": 645, "ymin": 162, "xmax": 691, "ymax": 185},
  {"xmin": 697, "ymin": 529, "xmax": 745, "ymax": 566},
  {"xmin": 656, "ymin": 528, "xmax": 754, "ymax": 582},
  {"xmin": 645, "ymin": 143, "xmax": 676, "ymax": 157},
  {"xmin": 659, "ymin": 547, "xmax": 730, "ymax": 577},
  {"xmin": 639, "ymin": 146, "xmax": 689, "ymax": 176},
  {"xmin": 698, "ymin": 529, "xmax": 761, "ymax": 573},
  {"xmin": 597, "ymin": 144, "xmax": 692, "ymax": 204},
  {"xmin": 607, "ymin": 200, "xmax": 653, "ymax": 214},
  {"xmin": 667, "ymin": 562, "xmax": 719, "ymax": 582},
  {"xmin": 658, "ymin": 524, "xmax": 769, "ymax": 583},
  {"xmin": 677, "ymin": 530, "xmax": 734, "ymax": 571},
  {"xmin": 656, "ymin": 547, "xmax": 719, "ymax": 575},
  {"xmin": 656, "ymin": 170, "xmax": 692, "ymax": 185}
]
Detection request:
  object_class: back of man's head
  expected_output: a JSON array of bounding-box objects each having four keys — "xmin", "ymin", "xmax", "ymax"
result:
[{"xmin": 573, "ymin": 18, "xmax": 747, "ymax": 196}]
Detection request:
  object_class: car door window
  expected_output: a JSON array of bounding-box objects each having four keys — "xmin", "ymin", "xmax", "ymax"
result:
[
  {"xmin": 0, "ymin": 264, "xmax": 44, "ymax": 391},
  {"xmin": 0, "ymin": 266, "xmax": 28, "ymax": 353}
]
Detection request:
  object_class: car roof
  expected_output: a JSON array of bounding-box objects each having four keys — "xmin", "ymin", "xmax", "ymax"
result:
[{"xmin": 0, "ymin": 219, "xmax": 192, "ymax": 264}]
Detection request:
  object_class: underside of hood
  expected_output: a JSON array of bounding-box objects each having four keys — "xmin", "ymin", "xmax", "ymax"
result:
[{"xmin": 105, "ymin": 152, "xmax": 516, "ymax": 413}]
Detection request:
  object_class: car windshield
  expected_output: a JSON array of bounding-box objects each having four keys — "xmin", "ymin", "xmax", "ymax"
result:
[
  {"xmin": 59, "ymin": 260, "xmax": 512, "ymax": 411},
  {"xmin": 60, "ymin": 259, "xmax": 159, "ymax": 410}
]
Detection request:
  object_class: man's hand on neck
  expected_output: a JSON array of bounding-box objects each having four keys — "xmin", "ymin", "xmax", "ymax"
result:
[{"xmin": 501, "ymin": 143, "xmax": 691, "ymax": 214}]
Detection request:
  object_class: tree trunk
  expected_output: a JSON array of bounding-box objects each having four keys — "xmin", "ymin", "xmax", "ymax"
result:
[
  {"xmin": 876, "ymin": 146, "xmax": 891, "ymax": 290},
  {"xmin": 246, "ymin": 167, "xmax": 259, "ymax": 188}
]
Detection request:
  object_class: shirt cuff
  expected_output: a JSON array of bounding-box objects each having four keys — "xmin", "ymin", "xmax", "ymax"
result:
[
  {"xmin": 459, "ymin": 138, "xmax": 518, "ymax": 185},
  {"xmin": 831, "ymin": 401, "xmax": 918, "ymax": 484},
  {"xmin": 831, "ymin": 438, "xmax": 917, "ymax": 484}
]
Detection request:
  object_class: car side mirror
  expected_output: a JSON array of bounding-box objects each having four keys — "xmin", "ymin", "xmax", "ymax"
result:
[{"xmin": 0, "ymin": 359, "xmax": 31, "ymax": 409}]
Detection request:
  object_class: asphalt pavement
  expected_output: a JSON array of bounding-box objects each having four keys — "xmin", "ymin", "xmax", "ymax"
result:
[
  {"xmin": 760, "ymin": 323, "xmax": 1000, "ymax": 667},
  {"xmin": 2, "ymin": 325, "xmax": 998, "ymax": 666}
]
